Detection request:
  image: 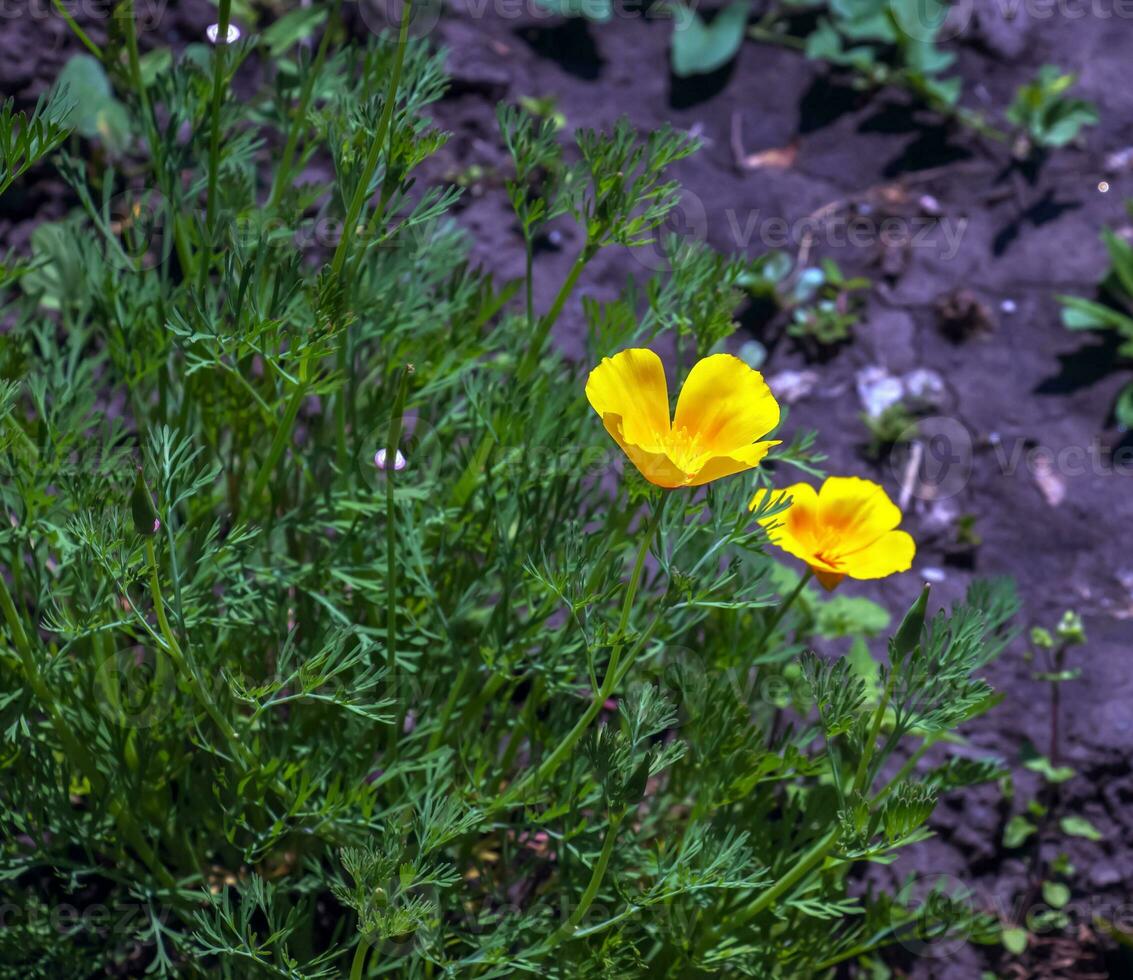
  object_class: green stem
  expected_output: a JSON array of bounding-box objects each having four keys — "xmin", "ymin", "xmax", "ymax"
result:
[
  {"xmin": 852, "ymin": 666, "xmax": 897, "ymax": 795},
  {"xmin": 121, "ymin": 0, "xmax": 193, "ymax": 276},
  {"xmin": 384, "ymin": 368, "xmax": 411, "ymax": 751},
  {"xmin": 204, "ymin": 0, "xmax": 234, "ymax": 242},
  {"xmin": 0, "ymin": 565, "xmax": 174, "ymax": 887},
  {"xmin": 349, "ymin": 936, "xmax": 370, "ymax": 980},
  {"xmin": 538, "ymin": 811, "xmax": 624, "ymax": 952},
  {"xmin": 427, "ymin": 659, "xmax": 471, "ymax": 753},
  {"xmin": 53, "ymin": 0, "xmax": 101, "ymax": 57},
  {"xmin": 244, "ymin": 355, "xmax": 310, "ymax": 516},
  {"xmin": 268, "ymin": 0, "xmax": 343, "ymax": 209},
  {"xmin": 145, "ymin": 537, "xmax": 251, "ymax": 771},
  {"xmin": 1, "ymin": 570, "xmax": 100, "ymax": 784},
  {"xmin": 499, "ymin": 494, "xmax": 666, "ymax": 808},
  {"xmin": 330, "ymin": 0, "xmax": 414, "ymax": 467},
  {"xmin": 449, "ymin": 242, "xmax": 596, "ymax": 509},
  {"xmin": 871, "ymin": 737, "xmax": 935, "ymax": 808},
  {"xmin": 328, "ymin": 0, "xmax": 414, "ymax": 281},
  {"xmin": 516, "ymin": 245, "xmax": 593, "ymax": 383},
  {"xmin": 731, "ymin": 825, "xmax": 841, "ymax": 928},
  {"xmin": 523, "ymin": 237, "xmax": 535, "ymax": 329}
]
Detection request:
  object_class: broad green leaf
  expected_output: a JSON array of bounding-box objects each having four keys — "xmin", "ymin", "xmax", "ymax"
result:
[
  {"xmin": 1002, "ymin": 926, "xmax": 1028, "ymax": 955},
  {"xmin": 139, "ymin": 48, "xmax": 173, "ymax": 86},
  {"xmin": 671, "ymin": 2, "xmax": 750, "ymax": 78},
  {"xmin": 1042, "ymin": 881, "xmax": 1070, "ymax": 909},
  {"xmin": 846, "ymin": 636, "xmax": 880, "ymax": 701},
  {"xmin": 1003, "ymin": 814, "xmax": 1035, "ymax": 848},
  {"xmin": 1059, "ymin": 815, "xmax": 1103, "ymax": 841},
  {"xmin": 262, "ymin": 6, "xmax": 329, "ymax": 56},
  {"xmin": 1042, "ymin": 102, "xmax": 1099, "ymax": 147},
  {"xmin": 902, "ymin": 38, "xmax": 955, "ymax": 76},
  {"xmin": 22, "ymin": 221, "xmax": 76, "ymax": 310},
  {"xmin": 815, "ymin": 595, "xmax": 891, "ymax": 638},
  {"xmin": 50, "ymin": 54, "xmax": 131, "ymax": 154},
  {"xmin": 1021, "ymin": 753, "xmax": 1075, "ymax": 784},
  {"xmin": 804, "ymin": 19, "xmax": 843, "ymax": 61}
]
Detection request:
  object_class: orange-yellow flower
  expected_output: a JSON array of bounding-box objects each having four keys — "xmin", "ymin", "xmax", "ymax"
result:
[
  {"xmin": 585, "ymin": 349, "xmax": 781, "ymax": 489},
  {"xmin": 749, "ymin": 476, "xmax": 915, "ymax": 590}
]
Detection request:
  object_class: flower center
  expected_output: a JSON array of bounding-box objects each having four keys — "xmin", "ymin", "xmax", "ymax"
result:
[{"xmin": 657, "ymin": 425, "xmax": 706, "ymax": 471}]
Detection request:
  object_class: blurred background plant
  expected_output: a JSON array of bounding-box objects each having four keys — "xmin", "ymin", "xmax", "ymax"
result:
[{"xmin": 1059, "ymin": 203, "xmax": 1133, "ymax": 429}]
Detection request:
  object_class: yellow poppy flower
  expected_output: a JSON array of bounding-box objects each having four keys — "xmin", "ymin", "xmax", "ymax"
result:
[
  {"xmin": 585, "ymin": 349, "xmax": 781, "ymax": 489},
  {"xmin": 749, "ymin": 476, "xmax": 915, "ymax": 590}
]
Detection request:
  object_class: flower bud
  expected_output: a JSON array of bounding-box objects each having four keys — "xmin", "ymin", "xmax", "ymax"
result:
[
  {"xmin": 893, "ymin": 584, "xmax": 930, "ymax": 660},
  {"xmin": 1055, "ymin": 610, "xmax": 1085, "ymax": 646},
  {"xmin": 130, "ymin": 468, "xmax": 160, "ymax": 537}
]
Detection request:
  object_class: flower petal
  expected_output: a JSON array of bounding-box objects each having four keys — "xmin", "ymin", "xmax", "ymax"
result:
[
  {"xmin": 600, "ymin": 414, "xmax": 689, "ymax": 488},
  {"xmin": 685, "ymin": 440, "xmax": 780, "ymax": 487},
  {"xmin": 672, "ymin": 354, "xmax": 780, "ymax": 453},
  {"xmin": 842, "ymin": 530, "xmax": 916, "ymax": 580},
  {"xmin": 817, "ymin": 477, "xmax": 902, "ymax": 547},
  {"xmin": 585, "ymin": 349, "xmax": 670, "ymax": 447}
]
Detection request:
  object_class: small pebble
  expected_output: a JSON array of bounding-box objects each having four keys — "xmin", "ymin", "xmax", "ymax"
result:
[
  {"xmin": 1104, "ymin": 146, "xmax": 1133, "ymax": 174},
  {"xmin": 737, "ymin": 340, "xmax": 767, "ymax": 371},
  {"xmin": 1000, "ymin": 299, "xmax": 1017, "ymax": 314},
  {"xmin": 918, "ymin": 194, "xmax": 942, "ymax": 216},
  {"xmin": 766, "ymin": 369, "xmax": 819, "ymax": 404},
  {"xmin": 922, "ymin": 567, "xmax": 947, "ymax": 584}
]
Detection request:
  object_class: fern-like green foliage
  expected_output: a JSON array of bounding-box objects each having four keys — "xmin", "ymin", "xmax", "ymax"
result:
[{"xmin": 0, "ymin": 19, "xmax": 1018, "ymax": 980}]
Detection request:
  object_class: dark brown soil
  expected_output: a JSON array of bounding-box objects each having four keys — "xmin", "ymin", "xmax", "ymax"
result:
[{"xmin": 4, "ymin": 1, "xmax": 1132, "ymax": 976}]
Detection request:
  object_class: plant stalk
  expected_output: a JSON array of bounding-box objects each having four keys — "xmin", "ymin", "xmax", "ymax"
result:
[{"xmin": 499, "ymin": 494, "xmax": 666, "ymax": 808}]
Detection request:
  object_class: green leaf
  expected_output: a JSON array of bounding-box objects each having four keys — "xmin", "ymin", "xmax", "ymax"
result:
[
  {"xmin": 50, "ymin": 54, "xmax": 131, "ymax": 155},
  {"xmin": 846, "ymin": 637, "xmax": 880, "ymax": 701},
  {"xmin": 902, "ymin": 38, "xmax": 954, "ymax": 77},
  {"xmin": 139, "ymin": 48, "xmax": 173, "ymax": 87},
  {"xmin": 1002, "ymin": 926, "xmax": 1028, "ymax": 955},
  {"xmin": 1102, "ymin": 227, "xmax": 1133, "ymax": 299},
  {"xmin": 804, "ymin": 19, "xmax": 844, "ymax": 61},
  {"xmin": 671, "ymin": 2, "xmax": 750, "ymax": 78},
  {"xmin": 1021, "ymin": 749, "xmax": 1075, "ymax": 784},
  {"xmin": 832, "ymin": 0, "xmax": 895, "ymax": 41},
  {"xmin": 815, "ymin": 595, "xmax": 891, "ymax": 638},
  {"xmin": 1115, "ymin": 381, "xmax": 1133, "ymax": 429},
  {"xmin": 1058, "ymin": 295, "xmax": 1133, "ymax": 335},
  {"xmin": 262, "ymin": 6, "xmax": 329, "ymax": 56},
  {"xmin": 1059, "ymin": 815, "xmax": 1103, "ymax": 841},
  {"xmin": 1003, "ymin": 814, "xmax": 1035, "ymax": 848},
  {"xmin": 1042, "ymin": 101, "xmax": 1099, "ymax": 147},
  {"xmin": 1042, "ymin": 881, "xmax": 1071, "ymax": 909},
  {"xmin": 22, "ymin": 220, "xmax": 79, "ymax": 309}
]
